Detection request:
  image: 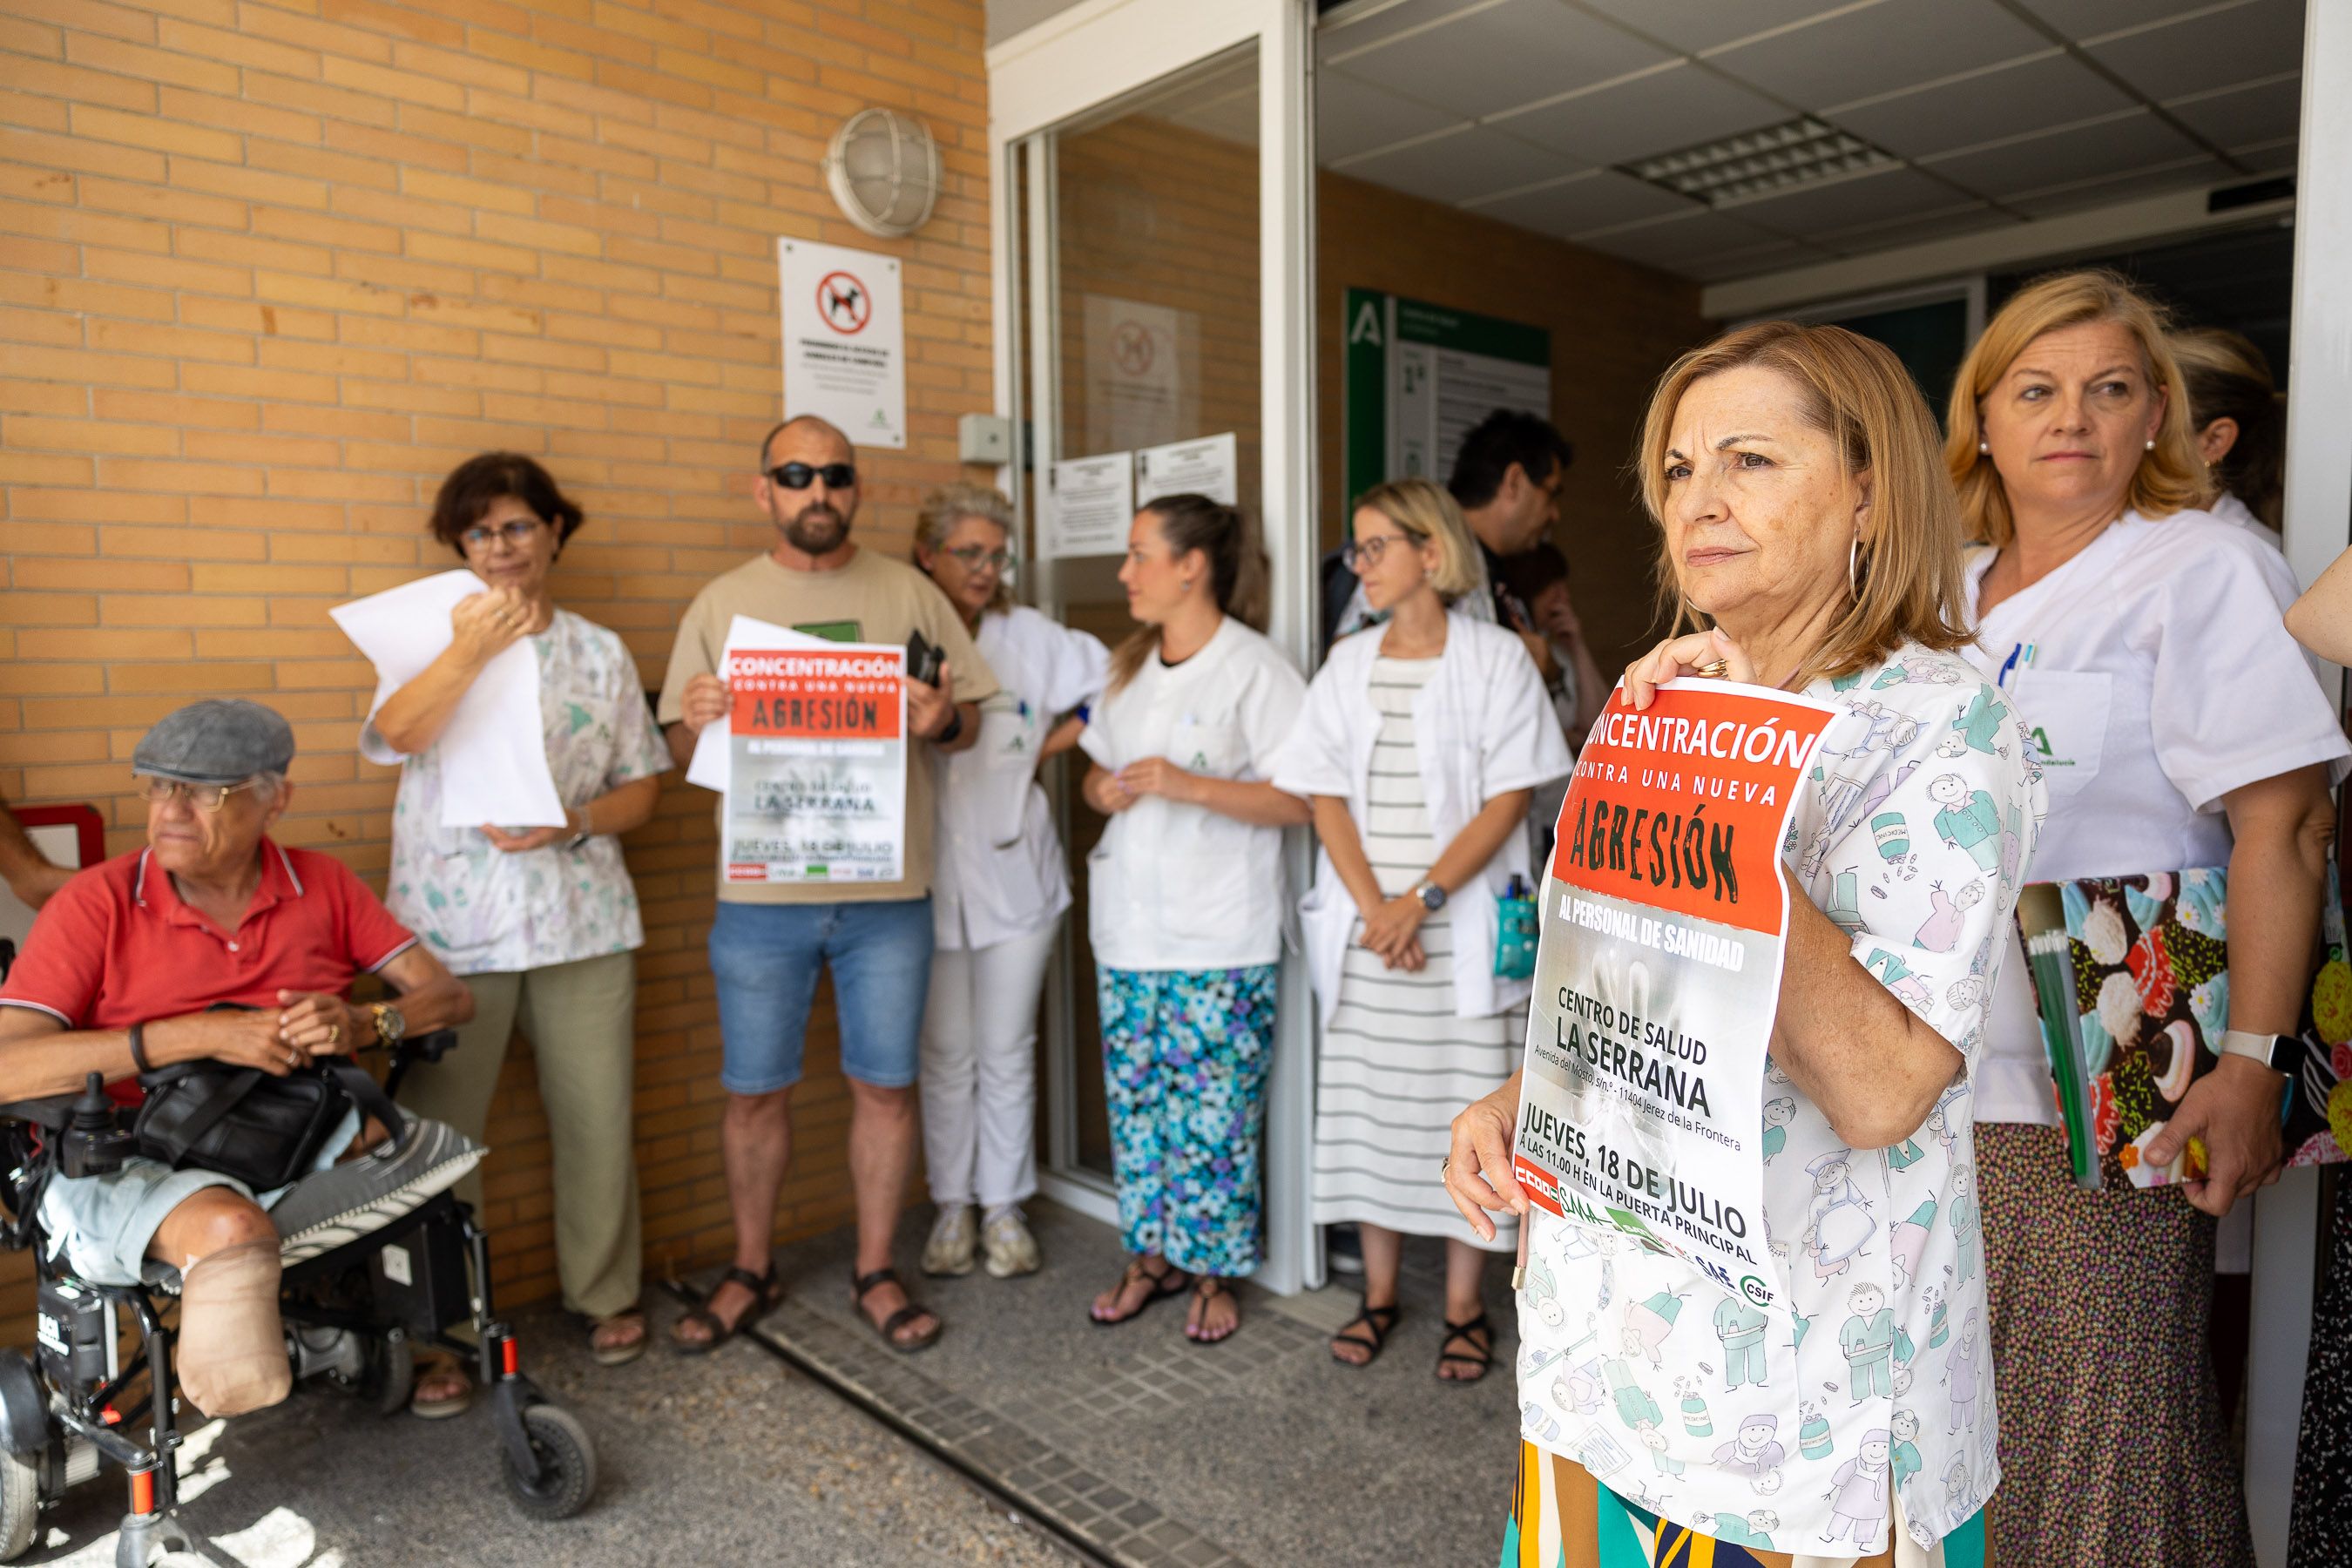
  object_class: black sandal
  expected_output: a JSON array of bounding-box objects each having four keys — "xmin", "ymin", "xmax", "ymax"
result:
[
  {"xmin": 1186, "ymin": 1274, "xmax": 1239, "ymax": 1345},
  {"xmin": 1089, "ymin": 1256, "xmax": 1192, "ymax": 1326},
  {"xmin": 670, "ymin": 1266, "xmax": 781, "ymax": 1355},
  {"xmin": 1329, "ymin": 1297, "xmax": 1400, "ymax": 1368},
  {"xmin": 853, "ymin": 1266, "xmax": 943, "ymax": 1353},
  {"xmin": 1437, "ymin": 1312, "xmax": 1494, "ymax": 1382}
]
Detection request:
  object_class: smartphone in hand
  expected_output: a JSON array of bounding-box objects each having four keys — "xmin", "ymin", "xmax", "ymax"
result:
[{"xmin": 906, "ymin": 629, "xmax": 945, "ymax": 686}]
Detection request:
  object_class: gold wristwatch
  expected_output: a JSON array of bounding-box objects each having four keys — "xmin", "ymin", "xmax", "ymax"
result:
[{"xmin": 368, "ymin": 1002, "xmax": 406, "ymax": 1048}]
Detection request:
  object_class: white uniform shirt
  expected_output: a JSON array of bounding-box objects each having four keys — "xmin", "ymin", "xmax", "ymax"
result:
[
  {"xmin": 1080, "ymin": 618, "xmax": 1307, "ymax": 972},
  {"xmin": 2209, "ymin": 489, "xmax": 2282, "ymax": 551},
  {"xmin": 1517, "ymin": 643, "xmax": 2048, "ymax": 1552},
  {"xmin": 929, "ymin": 606, "xmax": 1109, "ymax": 951},
  {"xmin": 1272, "ymin": 612, "xmax": 1572, "ymax": 1025},
  {"xmin": 1960, "ymin": 509, "xmax": 2350, "ymax": 1123}
]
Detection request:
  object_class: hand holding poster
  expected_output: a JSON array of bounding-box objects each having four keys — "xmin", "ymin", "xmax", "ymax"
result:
[
  {"xmin": 722, "ymin": 643, "xmax": 907, "ymax": 884},
  {"xmin": 1513, "ymin": 679, "xmax": 1834, "ymax": 1313}
]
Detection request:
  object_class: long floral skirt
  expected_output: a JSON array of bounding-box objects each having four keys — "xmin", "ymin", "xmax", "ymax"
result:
[
  {"xmin": 1978, "ymin": 1122, "xmax": 2251, "ymax": 1568},
  {"xmin": 1095, "ymin": 963, "xmax": 1275, "ymax": 1279}
]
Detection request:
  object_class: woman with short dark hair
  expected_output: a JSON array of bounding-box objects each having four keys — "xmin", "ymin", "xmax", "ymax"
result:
[{"xmin": 359, "ymin": 451, "xmax": 668, "ymax": 1415}]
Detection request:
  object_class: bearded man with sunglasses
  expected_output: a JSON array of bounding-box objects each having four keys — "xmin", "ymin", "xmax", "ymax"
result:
[{"xmin": 658, "ymin": 415, "xmax": 997, "ymax": 1356}]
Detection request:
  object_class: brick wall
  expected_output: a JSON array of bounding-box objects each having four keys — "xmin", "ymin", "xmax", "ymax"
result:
[{"xmin": 0, "ymin": 0, "xmax": 994, "ymax": 1328}]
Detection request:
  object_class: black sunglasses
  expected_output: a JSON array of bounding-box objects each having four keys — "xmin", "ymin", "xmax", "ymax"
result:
[{"xmin": 767, "ymin": 462, "xmax": 857, "ymax": 490}]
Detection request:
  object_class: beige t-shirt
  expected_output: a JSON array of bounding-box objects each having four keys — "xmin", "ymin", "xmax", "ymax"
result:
[{"xmin": 657, "ymin": 548, "xmax": 999, "ymax": 904}]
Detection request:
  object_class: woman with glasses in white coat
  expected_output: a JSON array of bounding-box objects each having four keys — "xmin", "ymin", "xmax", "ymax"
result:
[{"xmin": 1274, "ymin": 477, "xmax": 1571, "ymax": 1382}]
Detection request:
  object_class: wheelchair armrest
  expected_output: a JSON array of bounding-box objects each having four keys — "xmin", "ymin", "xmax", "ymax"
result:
[
  {"xmin": 398, "ymin": 1030, "xmax": 459, "ymax": 1066},
  {"xmin": 0, "ymin": 1097, "xmax": 78, "ymax": 1133}
]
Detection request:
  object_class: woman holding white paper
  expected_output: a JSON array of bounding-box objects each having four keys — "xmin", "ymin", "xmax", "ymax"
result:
[
  {"xmin": 1272, "ymin": 477, "xmax": 1570, "ymax": 1382},
  {"xmin": 1944, "ymin": 272, "xmax": 2345, "ymax": 1568},
  {"xmin": 909, "ymin": 483, "xmax": 1107, "ymax": 1281},
  {"xmin": 360, "ymin": 452, "xmax": 668, "ymax": 1412},
  {"xmin": 1444, "ymin": 322, "xmax": 2044, "ymax": 1565}
]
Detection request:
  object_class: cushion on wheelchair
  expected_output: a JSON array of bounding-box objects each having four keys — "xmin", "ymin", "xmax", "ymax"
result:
[{"xmin": 270, "ymin": 1118, "xmax": 484, "ymax": 1267}]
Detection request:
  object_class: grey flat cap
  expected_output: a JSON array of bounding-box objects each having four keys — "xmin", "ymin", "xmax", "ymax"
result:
[{"xmin": 132, "ymin": 700, "xmax": 296, "ymax": 784}]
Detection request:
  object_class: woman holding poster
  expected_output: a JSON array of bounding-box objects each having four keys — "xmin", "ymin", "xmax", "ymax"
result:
[
  {"xmin": 1949, "ymin": 272, "xmax": 2345, "ymax": 1568},
  {"xmin": 1273, "ymin": 478, "xmax": 1571, "ymax": 1381},
  {"xmin": 1445, "ymin": 324, "xmax": 2045, "ymax": 1566},
  {"xmin": 1079, "ymin": 495, "xmax": 1308, "ymax": 1345},
  {"xmin": 911, "ymin": 483, "xmax": 1108, "ymax": 1281},
  {"xmin": 365, "ymin": 453, "xmax": 670, "ymax": 1410}
]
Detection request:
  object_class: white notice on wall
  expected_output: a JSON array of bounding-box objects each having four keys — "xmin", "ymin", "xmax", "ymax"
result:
[
  {"xmin": 1039, "ymin": 452, "xmax": 1135, "ymax": 561},
  {"xmin": 1134, "ymin": 433, "xmax": 1239, "ymax": 507},
  {"xmin": 1083, "ymin": 295, "xmax": 1193, "ymax": 455},
  {"xmin": 777, "ymin": 237, "xmax": 906, "ymax": 449}
]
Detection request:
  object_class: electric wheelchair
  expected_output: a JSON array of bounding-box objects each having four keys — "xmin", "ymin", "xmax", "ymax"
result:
[{"xmin": 0, "ymin": 1029, "xmax": 597, "ymax": 1566}]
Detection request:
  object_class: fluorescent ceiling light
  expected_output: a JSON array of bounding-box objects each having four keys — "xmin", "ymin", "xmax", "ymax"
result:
[{"xmin": 1629, "ymin": 116, "xmax": 1899, "ymax": 207}]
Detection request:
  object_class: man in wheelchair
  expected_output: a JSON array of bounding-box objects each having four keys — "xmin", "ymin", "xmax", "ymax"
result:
[{"xmin": 0, "ymin": 700, "xmax": 477, "ymax": 1420}]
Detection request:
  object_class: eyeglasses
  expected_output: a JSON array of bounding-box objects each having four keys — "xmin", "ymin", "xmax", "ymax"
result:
[
  {"xmin": 458, "ymin": 517, "xmax": 544, "ymax": 551},
  {"xmin": 942, "ymin": 545, "xmax": 1016, "ymax": 571},
  {"xmin": 767, "ymin": 462, "xmax": 858, "ymax": 490},
  {"xmin": 139, "ymin": 778, "xmax": 263, "ymax": 812},
  {"xmin": 1342, "ymin": 533, "xmax": 1417, "ymax": 571}
]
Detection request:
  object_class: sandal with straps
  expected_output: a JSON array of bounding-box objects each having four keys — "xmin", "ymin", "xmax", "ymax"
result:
[
  {"xmin": 1329, "ymin": 1296, "xmax": 1400, "ymax": 1369},
  {"xmin": 1186, "ymin": 1274, "xmax": 1240, "ymax": 1345},
  {"xmin": 671, "ymin": 1265, "xmax": 782, "ymax": 1356},
  {"xmin": 853, "ymin": 1266, "xmax": 943, "ymax": 1354},
  {"xmin": 1437, "ymin": 1312, "xmax": 1495, "ymax": 1383},
  {"xmin": 1091, "ymin": 1256, "xmax": 1192, "ymax": 1327}
]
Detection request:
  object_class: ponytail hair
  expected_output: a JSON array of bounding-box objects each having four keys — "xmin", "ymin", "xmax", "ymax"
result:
[
  {"xmin": 2170, "ymin": 325, "xmax": 2285, "ymax": 531},
  {"xmin": 1106, "ymin": 493, "xmax": 1269, "ymax": 693}
]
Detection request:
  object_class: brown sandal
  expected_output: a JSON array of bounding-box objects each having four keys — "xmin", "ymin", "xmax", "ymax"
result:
[
  {"xmin": 852, "ymin": 1266, "xmax": 942, "ymax": 1353},
  {"xmin": 670, "ymin": 1266, "xmax": 781, "ymax": 1356},
  {"xmin": 1090, "ymin": 1257, "xmax": 1192, "ymax": 1326},
  {"xmin": 1185, "ymin": 1274, "xmax": 1239, "ymax": 1344}
]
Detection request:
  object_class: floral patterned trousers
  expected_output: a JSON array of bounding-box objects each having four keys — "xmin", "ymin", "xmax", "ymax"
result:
[{"xmin": 1095, "ymin": 964, "xmax": 1277, "ymax": 1279}]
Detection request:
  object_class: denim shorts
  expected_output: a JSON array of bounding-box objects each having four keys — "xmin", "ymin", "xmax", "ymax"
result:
[{"xmin": 708, "ymin": 897, "xmax": 936, "ymax": 1093}]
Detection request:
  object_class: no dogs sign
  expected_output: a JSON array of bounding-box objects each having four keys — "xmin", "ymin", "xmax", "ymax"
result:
[{"xmin": 779, "ymin": 238, "xmax": 906, "ymax": 448}]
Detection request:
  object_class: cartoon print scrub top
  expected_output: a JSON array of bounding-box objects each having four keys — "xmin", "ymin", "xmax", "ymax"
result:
[{"xmin": 1514, "ymin": 642, "xmax": 2048, "ymax": 1553}]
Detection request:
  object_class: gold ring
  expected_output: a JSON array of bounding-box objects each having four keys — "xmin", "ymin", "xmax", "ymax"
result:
[
  {"xmin": 326, "ymin": 1023, "xmax": 341, "ymax": 1045},
  {"xmin": 1693, "ymin": 659, "xmax": 1730, "ymax": 679}
]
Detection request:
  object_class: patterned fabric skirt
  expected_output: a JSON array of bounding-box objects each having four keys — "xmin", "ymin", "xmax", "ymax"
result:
[
  {"xmin": 2292, "ymin": 1170, "xmax": 2351, "ymax": 1565},
  {"xmin": 1499, "ymin": 1443, "xmax": 1988, "ymax": 1567},
  {"xmin": 1977, "ymin": 1122, "xmax": 2252, "ymax": 1568},
  {"xmin": 1094, "ymin": 964, "xmax": 1278, "ymax": 1279}
]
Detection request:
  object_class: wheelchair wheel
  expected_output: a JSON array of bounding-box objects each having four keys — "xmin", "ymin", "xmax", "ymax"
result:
[
  {"xmin": 502, "ymin": 1404, "xmax": 595, "ymax": 1520},
  {"xmin": 366, "ymin": 1328, "xmax": 415, "ymax": 1417},
  {"xmin": 0, "ymin": 1444, "xmax": 33, "ymax": 1561}
]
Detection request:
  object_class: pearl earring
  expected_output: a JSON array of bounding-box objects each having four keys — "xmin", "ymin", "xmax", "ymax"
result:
[
  {"xmin": 2145, "ymin": 439, "xmax": 2155, "ymax": 451},
  {"xmin": 1977, "ymin": 441, "xmax": 1989, "ymax": 456}
]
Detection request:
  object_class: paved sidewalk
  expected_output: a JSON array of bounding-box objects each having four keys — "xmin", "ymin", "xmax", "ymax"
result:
[
  {"xmin": 23, "ymin": 1299, "xmax": 1071, "ymax": 1567},
  {"xmin": 748, "ymin": 1202, "xmax": 1521, "ymax": 1568}
]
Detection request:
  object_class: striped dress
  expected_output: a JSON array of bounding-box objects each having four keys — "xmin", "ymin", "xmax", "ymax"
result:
[{"xmin": 1312, "ymin": 655, "xmax": 1522, "ymax": 1252}]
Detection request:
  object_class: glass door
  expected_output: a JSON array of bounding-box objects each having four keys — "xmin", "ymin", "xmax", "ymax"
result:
[{"xmin": 989, "ymin": 0, "xmax": 1317, "ymax": 1291}]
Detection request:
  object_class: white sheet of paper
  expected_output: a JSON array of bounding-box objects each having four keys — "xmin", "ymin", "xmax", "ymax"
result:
[
  {"xmin": 1134, "ymin": 431, "xmax": 1239, "ymax": 506},
  {"xmin": 1039, "ymin": 452, "xmax": 1134, "ymax": 561},
  {"xmin": 329, "ymin": 570, "xmax": 566, "ymax": 829},
  {"xmin": 684, "ymin": 615, "xmax": 838, "ymax": 792}
]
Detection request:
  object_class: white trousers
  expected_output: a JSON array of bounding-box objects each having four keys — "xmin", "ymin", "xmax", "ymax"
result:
[{"xmin": 919, "ymin": 922, "xmax": 1058, "ymax": 1210}]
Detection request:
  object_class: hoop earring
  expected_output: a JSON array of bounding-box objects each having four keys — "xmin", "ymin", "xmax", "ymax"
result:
[{"xmin": 1848, "ymin": 537, "xmax": 1865, "ymax": 600}]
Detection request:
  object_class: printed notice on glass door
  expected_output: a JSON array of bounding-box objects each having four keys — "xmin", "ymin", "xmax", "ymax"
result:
[
  {"xmin": 723, "ymin": 643, "xmax": 907, "ymax": 884},
  {"xmin": 1039, "ymin": 451, "xmax": 1134, "ymax": 561},
  {"xmin": 1513, "ymin": 680, "xmax": 1835, "ymax": 1313}
]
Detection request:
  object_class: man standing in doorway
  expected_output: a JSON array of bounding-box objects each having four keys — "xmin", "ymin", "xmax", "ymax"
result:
[{"xmin": 659, "ymin": 415, "xmax": 997, "ymax": 1355}]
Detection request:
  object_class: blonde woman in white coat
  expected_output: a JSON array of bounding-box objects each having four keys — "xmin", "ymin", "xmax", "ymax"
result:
[{"xmin": 1274, "ymin": 478, "xmax": 1571, "ymax": 1382}]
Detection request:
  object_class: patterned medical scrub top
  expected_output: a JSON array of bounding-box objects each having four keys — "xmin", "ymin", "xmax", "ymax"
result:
[
  {"xmin": 369, "ymin": 608, "xmax": 671, "ymax": 977},
  {"xmin": 1515, "ymin": 641, "xmax": 2048, "ymax": 1553}
]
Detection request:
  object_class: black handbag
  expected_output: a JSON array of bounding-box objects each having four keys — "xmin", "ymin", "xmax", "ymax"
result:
[{"xmin": 133, "ymin": 1058, "xmax": 404, "ymax": 1193}]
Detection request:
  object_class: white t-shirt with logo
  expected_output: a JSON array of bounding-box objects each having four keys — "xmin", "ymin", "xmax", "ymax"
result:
[{"xmin": 1959, "ymin": 509, "xmax": 2350, "ymax": 1125}]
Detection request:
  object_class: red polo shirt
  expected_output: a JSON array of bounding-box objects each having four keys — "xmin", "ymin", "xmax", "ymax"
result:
[{"xmin": 0, "ymin": 840, "xmax": 417, "ymax": 1101}]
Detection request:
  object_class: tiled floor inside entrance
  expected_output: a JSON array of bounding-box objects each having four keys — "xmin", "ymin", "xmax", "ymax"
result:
[{"xmin": 734, "ymin": 1200, "xmax": 1522, "ymax": 1568}]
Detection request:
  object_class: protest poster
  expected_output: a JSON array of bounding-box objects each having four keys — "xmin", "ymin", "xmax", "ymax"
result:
[
  {"xmin": 721, "ymin": 642, "xmax": 907, "ymax": 884},
  {"xmin": 1512, "ymin": 679, "xmax": 1835, "ymax": 1313}
]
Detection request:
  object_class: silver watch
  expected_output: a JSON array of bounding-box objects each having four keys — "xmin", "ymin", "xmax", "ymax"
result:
[{"xmin": 1412, "ymin": 880, "xmax": 1448, "ymax": 913}]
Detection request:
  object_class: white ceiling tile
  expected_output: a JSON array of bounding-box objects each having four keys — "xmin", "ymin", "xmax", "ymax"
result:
[
  {"xmin": 1337, "ymin": 125, "xmax": 1590, "ymax": 205},
  {"xmin": 2163, "ymin": 72, "xmax": 2302, "ymax": 151},
  {"xmin": 2221, "ymin": 135, "xmax": 2295, "ymax": 171},
  {"xmin": 2005, "ymin": 0, "xmax": 2209, "ymax": 39},
  {"xmin": 1317, "ymin": 70, "xmax": 1469, "ymax": 162},
  {"xmin": 1318, "ymin": 0, "xmax": 1506, "ymax": 61},
  {"xmin": 1575, "ymin": 209, "xmax": 1817, "ymax": 274},
  {"xmin": 2084, "ymin": 0, "xmax": 2305, "ymax": 103},
  {"xmin": 1680, "ymin": 239, "xmax": 1835, "ymax": 283},
  {"xmin": 1828, "ymin": 51, "xmax": 2135, "ymax": 159},
  {"xmin": 1337, "ymin": 0, "xmax": 1675, "ymax": 121},
  {"xmin": 1496, "ymin": 61, "xmax": 1786, "ymax": 166},
  {"xmin": 1815, "ymin": 201, "xmax": 2017, "ymax": 253},
  {"xmin": 1571, "ymin": 0, "xmax": 1855, "ymax": 56},
  {"xmin": 1917, "ymin": 105, "xmax": 2201, "ymax": 196},
  {"xmin": 1706, "ymin": 0, "xmax": 2049, "ymax": 109},
  {"xmin": 1468, "ymin": 167, "xmax": 1700, "ymax": 234},
  {"xmin": 2002, "ymin": 152, "xmax": 2230, "ymax": 213},
  {"xmin": 1167, "ymin": 89, "xmax": 1259, "ymax": 147},
  {"xmin": 1719, "ymin": 166, "xmax": 1974, "ymax": 237}
]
